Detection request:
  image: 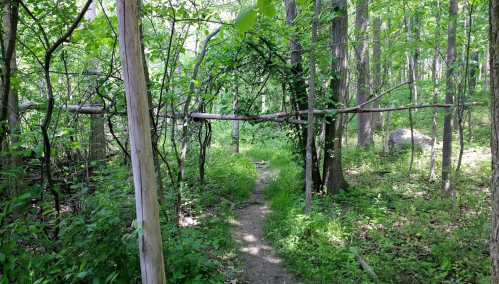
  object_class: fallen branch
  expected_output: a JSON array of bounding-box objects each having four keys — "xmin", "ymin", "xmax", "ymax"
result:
[
  {"xmin": 18, "ymin": 102, "xmax": 483, "ymax": 119},
  {"xmin": 354, "ymin": 252, "xmax": 379, "ymax": 282}
]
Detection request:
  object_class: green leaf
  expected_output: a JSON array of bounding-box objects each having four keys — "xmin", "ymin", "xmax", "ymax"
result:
[
  {"xmin": 235, "ymin": 8, "xmax": 257, "ymax": 33},
  {"xmin": 0, "ymin": 253, "xmax": 5, "ymax": 263},
  {"xmin": 18, "ymin": 192, "xmax": 31, "ymax": 200},
  {"xmin": 256, "ymin": 0, "xmax": 276, "ymax": 18},
  {"xmin": 93, "ymin": 278, "xmax": 100, "ymax": 284}
]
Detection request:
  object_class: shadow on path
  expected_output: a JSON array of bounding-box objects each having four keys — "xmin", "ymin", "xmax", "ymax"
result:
[{"xmin": 230, "ymin": 162, "xmax": 299, "ymax": 284}]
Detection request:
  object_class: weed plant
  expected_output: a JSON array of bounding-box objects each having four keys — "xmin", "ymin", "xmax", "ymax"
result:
[{"xmin": 245, "ymin": 91, "xmax": 491, "ymax": 283}]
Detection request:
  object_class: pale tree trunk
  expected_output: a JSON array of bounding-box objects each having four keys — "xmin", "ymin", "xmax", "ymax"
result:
[
  {"xmin": 284, "ymin": 0, "xmax": 322, "ymax": 191},
  {"xmin": 138, "ymin": 0, "xmax": 165, "ymax": 202},
  {"xmin": 355, "ymin": 0, "xmax": 372, "ymax": 149},
  {"xmin": 177, "ymin": 26, "xmax": 221, "ymax": 220},
  {"xmin": 86, "ymin": 3, "xmax": 107, "ymax": 165},
  {"xmin": 442, "ymin": 0, "xmax": 457, "ymax": 196},
  {"xmin": 485, "ymin": 49, "xmax": 490, "ymax": 92},
  {"xmin": 116, "ymin": 1, "xmax": 166, "ymax": 283},
  {"xmin": 0, "ymin": 0, "xmax": 18, "ymax": 159},
  {"xmin": 371, "ymin": 16, "xmax": 381, "ymax": 130},
  {"xmin": 305, "ymin": 0, "xmax": 320, "ymax": 215},
  {"xmin": 3, "ymin": 2, "xmax": 21, "ymax": 198},
  {"xmin": 490, "ymin": 1, "xmax": 499, "ymax": 282},
  {"xmin": 323, "ymin": 0, "xmax": 348, "ymax": 195},
  {"xmin": 405, "ymin": 16, "xmax": 417, "ymax": 170},
  {"xmin": 468, "ymin": 50, "xmax": 478, "ymax": 141},
  {"xmin": 232, "ymin": 10, "xmax": 239, "ymax": 154},
  {"xmin": 430, "ymin": 0, "xmax": 441, "ymax": 179},
  {"xmin": 232, "ymin": 74, "xmax": 239, "ymax": 153},
  {"xmin": 383, "ymin": 18, "xmax": 392, "ymax": 154}
]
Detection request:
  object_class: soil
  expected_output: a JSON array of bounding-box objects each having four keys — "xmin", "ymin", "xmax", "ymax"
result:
[{"xmin": 230, "ymin": 162, "xmax": 299, "ymax": 284}]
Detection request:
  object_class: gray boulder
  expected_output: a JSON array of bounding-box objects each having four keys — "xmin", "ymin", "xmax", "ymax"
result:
[{"xmin": 389, "ymin": 128, "xmax": 433, "ymax": 151}]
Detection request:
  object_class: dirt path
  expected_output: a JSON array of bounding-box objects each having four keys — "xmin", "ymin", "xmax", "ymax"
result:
[{"xmin": 230, "ymin": 162, "xmax": 299, "ymax": 284}]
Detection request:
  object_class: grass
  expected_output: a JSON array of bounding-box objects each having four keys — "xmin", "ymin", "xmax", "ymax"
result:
[{"xmin": 241, "ymin": 86, "xmax": 492, "ymax": 283}]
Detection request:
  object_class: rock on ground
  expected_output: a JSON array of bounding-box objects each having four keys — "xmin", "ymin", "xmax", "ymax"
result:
[{"xmin": 389, "ymin": 128, "xmax": 434, "ymax": 151}]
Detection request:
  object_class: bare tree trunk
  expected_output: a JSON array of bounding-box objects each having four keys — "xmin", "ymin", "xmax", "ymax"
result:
[
  {"xmin": 233, "ymin": 74, "xmax": 239, "ymax": 153},
  {"xmin": 383, "ymin": 18, "xmax": 392, "ymax": 155},
  {"xmin": 355, "ymin": 0, "xmax": 372, "ymax": 149},
  {"xmin": 323, "ymin": 0, "xmax": 348, "ymax": 195},
  {"xmin": 468, "ymin": 50, "xmax": 478, "ymax": 141},
  {"xmin": 371, "ymin": 17, "xmax": 382, "ymax": 130},
  {"xmin": 0, "ymin": 0, "xmax": 18, "ymax": 158},
  {"xmin": 485, "ymin": 49, "xmax": 490, "ymax": 92},
  {"xmin": 430, "ymin": 1, "xmax": 441, "ymax": 179},
  {"xmin": 490, "ymin": 2, "xmax": 499, "ymax": 282},
  {"xmin": 138, "ymin": 0, "xmax": 165, "ymax": 202},
  {"xmin": 305, "ymin": 0, "xmax": 321, "ymax": 215},
  {"xmin": 116, "ymin": 1, "xmax": 166, "ymax": 282},
  {"xmin": 3, "ymin": 2, "xmax": 21, "ymax": 197},
  {"xmin": 177, "ymin": 26, "xmax": 221, "ymax": 221},
  {"xmin": 284, "ymin": 0, "xmax": 322, "ymax": 191},
  {"xmin": 85, "ymin": 3, "xmax": 107, "ymax": 166},
  {"xmin": 442, "ymin": 0, "xmax": 458, "ymax": 196}
]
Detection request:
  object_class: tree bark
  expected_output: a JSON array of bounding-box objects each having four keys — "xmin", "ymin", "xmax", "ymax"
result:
[
  {"xmin": 138, "ymin": 0, "xmax": 165, "ymax": 202},
  {"xmin": 355, "ymin": 0, "xmax": 372, "ymax": 149},
  {"xmin": 490, "ymin": 1, "xmax": 499, "ymax": 281},
  {"xmin": 3, "ymin": 1, "xmax": 21, "ymax": 197},
  {"xmin": 116, "ymin": 1, "xmax": 166, "ymax": 282},
  {"xmin": 442, "ymin": 0, "xmax": 458, "ymax": 196},
  {"xmin": 0, "ymin": 0, "xmax": 18, "ymax": 158},
  {"xmin": 85, "ymin": 3, "xmax": 107, "ymax": 166},
  {"xmin": 371, "ymin": 16, "xmax": 382, "ymax": 130},
  {"xmin": 323, "ymin": 0, "xmax": 349, "ymax": 195},
  {"xmin": 430, "ymin": 0, "xmax": 441, "ymax": 179},
  {"xmin": 284, "ymin": 0, "xmax": 322, "ymax": 191},
  {"xmin": 233, "ymin": 74, "xmax": 239, "ymax": 153},
  {"xmin": 468, "ymin": 50, "xmax": 478, "ymax": 141},
  {"xmin": 486, "ymin": 48, "xmax": 490, "ymax": 92},
  {"xmin": 305, "ymin": 0, "xmax": 321, "ymax": 215}
]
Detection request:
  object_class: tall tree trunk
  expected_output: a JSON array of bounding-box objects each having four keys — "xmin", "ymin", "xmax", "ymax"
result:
[
  {"xmin": 383, "ymin": 18, "xmax": 392, "ymax": 154},
  {"xmin": 490, "ymin": 1, "xmax": 499, "ymax": 281},
  {"xmin": 284, "ymin": 0, "xmax": 322, "ymax": 191},
  {"xmin": 3, "ymin": 2, "xmax": 21, "ymax": 197},
  {"xmin": 323, "ymin": 0, "xmax": 348, "ymax": 195},
  {"xmin": 371, "ymin": 16, "xmax": 382, "ymax": 130},
  {"xmin": 0, "ymin": 0, "xmax": 18, "ymax": 160},
  {"xmin": 430, "ymin": 0, "xmax": 441, "ymax": 179},
  {"xmin": 355, "ymin": 0, "xmax": 372, "ymax": 149},
  {"xmin": 85, "ymin": 3, "xmax": 107, "ymax": 166},
  {"xmin": 485, "ymin": 49, "xmax": 490, "ymax": 92},
  {"xmin": 116, "ymin": 1, "xmax": 166, "ymax": 282},
  {"xmin": 468, "ymin": 50, "xmax": 478, "ymax": 141},
  {"xmin": 442, "ymin": 0, "xmax": 458, "ymax": 196},
  {"xmin": 138, "ymin": 0, "xmax": 165, "ymax": 202},
  {"xmin": 233, "ymin": 74, "xmax": 239, "ymax": 153},
  {"xmin": 306, "ymin": 0, "xmax": 320, "ymax": 215}
]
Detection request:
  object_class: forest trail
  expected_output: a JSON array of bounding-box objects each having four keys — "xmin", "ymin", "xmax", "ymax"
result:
[{"xmin": 230, "ymin": 162, "xmax": 299, "ymax": 284}]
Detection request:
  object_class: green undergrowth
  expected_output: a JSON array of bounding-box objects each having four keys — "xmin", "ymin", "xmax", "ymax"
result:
[
  {"xmin": 1, "ymin": 145, "xmax": 257, "ymax": 283},
  {"xmin": 246, "ymin": 128, "xmax": 491, "ymax": 283}
]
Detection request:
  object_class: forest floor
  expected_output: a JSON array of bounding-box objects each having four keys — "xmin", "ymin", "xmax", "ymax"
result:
[{"xmin": 229, "ymin": 162, "xmax": 299, "ymax": 284}]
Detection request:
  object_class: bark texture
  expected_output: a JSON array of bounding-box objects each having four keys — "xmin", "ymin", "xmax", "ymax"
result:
[
  {"xmin": 355, "ymin": 0, "xmax": 372, "ymax": 148},
  {"xmin": 430, "ymin": 0, "xmax": 441, "ymax": 178},
  {"xmin": 490, "ymin": 1, "xmax": 499, "ymax": 282},
  {"xmin": 284, "ymin": 0, "xmax": 321, "ymax": 191},
  {"xmin": 323, "ymin": 0, "xmax": 348, "ymax": 194},
  {"xmin": 3, "ymin": 2, "xmax": 21, "ymax": 196},
  {"xmin": 371, "ymin": 16, "xmax": 382, "ymax": 130},
  {"xmin": 442, "ymin": 0, "xmax": 458, "ymax": 196},
  {"xmin": 116, "ymin": 1, "xmax": 166, "ymax": 282}
]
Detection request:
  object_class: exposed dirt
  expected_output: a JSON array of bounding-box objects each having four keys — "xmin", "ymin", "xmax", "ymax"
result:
[{"xmin": 230, "ymin": 162, "xmax": 299, "ymax": 284}]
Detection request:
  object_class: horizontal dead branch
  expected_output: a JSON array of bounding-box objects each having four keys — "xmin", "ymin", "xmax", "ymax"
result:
[{"xmin": 19, "ymin": 101, "xmax": 483, "ymax": 122}]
